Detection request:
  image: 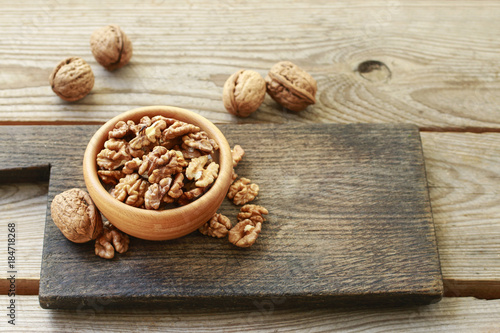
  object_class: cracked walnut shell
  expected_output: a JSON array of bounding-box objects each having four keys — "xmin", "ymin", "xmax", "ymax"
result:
[
  {"xmin": 265, "ymin": 61, "xmax": 317, "ymax": 112},
  {"xmin": 50, "ymin": 188, "xmax": 103, "ymax": 243},
  {"xmin": 49, "ymin": 57, "xmax": 94, "ymax": 102},
  {"xmin": 90, "ymin": 24, "xmax": 133, "ymax": 71},
  {"xmin": 223, "ymin": 69, "xmax": 266, "ymax": 117}
]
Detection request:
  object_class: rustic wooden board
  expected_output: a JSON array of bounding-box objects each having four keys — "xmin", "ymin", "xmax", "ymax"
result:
[{"xmin": 0, "ymin": 124, "xmax": 443, "ymax": 309}]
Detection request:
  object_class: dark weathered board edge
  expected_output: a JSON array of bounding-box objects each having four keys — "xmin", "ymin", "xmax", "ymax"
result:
[{"xmin": 0, "ymin": 124, "xmax": 443, "ymax": 309}]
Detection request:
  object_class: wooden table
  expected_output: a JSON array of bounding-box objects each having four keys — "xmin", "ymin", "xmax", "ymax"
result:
[{"xmin": 1, "ymin": 0, "xmax": 500, "ymax": 331}]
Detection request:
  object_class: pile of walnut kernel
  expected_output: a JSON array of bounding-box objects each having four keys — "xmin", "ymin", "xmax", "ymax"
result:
[
  {"xmin": 50, "ymin": 116, "xmax": 268, "ymax": 259},
  {"xmin": 97, "ymin": 115, "xmax": 220, "ymax": 209},
  {"xmin": 198, "ymin": 144, "xmax": 269, "ymax": 248},
  {"xmin": 97, "ymin": 115, "xmax": 269, "ymax": 248}
]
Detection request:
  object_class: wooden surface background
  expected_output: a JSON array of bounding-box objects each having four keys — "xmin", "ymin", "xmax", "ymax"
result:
[
  {"xmin": 5, "ymin": 124, "xmax": 439, "ymax": 309},
  {"xmin": 0, "ymin": 0, "xmax": 499, "ymax": 331}
]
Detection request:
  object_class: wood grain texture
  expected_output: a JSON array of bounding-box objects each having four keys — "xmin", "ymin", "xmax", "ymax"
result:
[
  {"xmin": 1, "ymin": 296, "xmax": 499, "ymax": 332},
  {"xmin": 4, "ymin": 132, "xmax": 500, "ymax": 301},
  {"xmin": 0, "ymin": 1, "xmax": 499, "ymax": 129},
  {"xmin": 0, "ymin": 124, "xmax": 442, "ymax": 308},
  {"xmin": 0, "ymin": 183, "xmax": 46, "ymax": 295},
  {"xmin": 421, "ymin": 132, "xmax": 500, "ymax": 299}
]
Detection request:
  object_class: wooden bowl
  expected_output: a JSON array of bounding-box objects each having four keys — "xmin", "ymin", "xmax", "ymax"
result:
[{"xmin": 82, "ymin": 106, "xmax": 233, "ymax": 241}]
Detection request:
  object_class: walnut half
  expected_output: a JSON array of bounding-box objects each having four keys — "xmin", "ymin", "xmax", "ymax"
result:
[
  {"xmin": 228, "ymin": 219, "xmax": 262, "ymax": 248},
  {"xmin": 227, "ymin": 177, "xmax": 259, "ymax": 205},
  {"xmin": 95, "ymin": 225, "xmax": 130, "ymax": 259},
  {"xmin": 199, "ymin": 213, "xmax": 232, "ymax": 238}
]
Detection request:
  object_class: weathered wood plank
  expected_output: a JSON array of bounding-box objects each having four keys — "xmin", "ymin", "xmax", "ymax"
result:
[
  {"xmin": 421, "ymin": 132, "xmax": 500, "ymax": 299},
  {"xmin": 0, "ymin": 1, "xmax": 499, "ymax": 128},
  {"xmin": 2, "ymin": 131, "xmax": 500, "ymax": 301},
  {"xmin": 1, "ymin": 296, "xmax": 499, "ymax": 332},
  {"xmin": 0, "ymin": 183, "xmax": 46, "ymax": 295},
  {"xmin": 0, "ymin": 124, "xmax": 443, "ymax": 308}
]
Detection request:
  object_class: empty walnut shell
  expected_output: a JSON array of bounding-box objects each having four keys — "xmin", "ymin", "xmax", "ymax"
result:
[
  {"xmin": 49, "ymin": 57, "xmax": 94, "ymax": 102},
  {"xmin": 90, "ymin": 24, "xmax": 133, "ymax": 71},
  {"xmin": 223, "ymin": 69, "xmax": 266, "ymax": 117},
  {"xmin": 51, "ymin": 188, "xmax": 103, "ymax": 243},
  {"xmin": 265, "ymin": 61, "xmax": 317, "ymax": 112}
]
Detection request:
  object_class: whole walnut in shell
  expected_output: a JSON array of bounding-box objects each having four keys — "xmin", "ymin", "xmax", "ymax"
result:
[
  {"xmin": 223, "ymin": 69, "xmax": 266, "ymax": 117},
  {"xmin": 50, "ymin": 188, "xmax": 103, "ymax": 243},
  {"xmin": 265, "ymin": 61, "xmax": 317, "ymax": 112},
  {"xmin": 49, "ymin": 57, "xmax": 94, "ymax": 102},
  {"xmin": 90, "ymin": 24, "xmax": 133, "ymax": 71}
]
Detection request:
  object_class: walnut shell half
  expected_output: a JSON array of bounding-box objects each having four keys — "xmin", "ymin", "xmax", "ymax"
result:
[
  {"xmin": 265, "ymin": 61, "xmax": 317, "ymax": 112},
  {"xmin": 51, "ymin": 188, "xmax": 103, "ymax": 243},
  {"xmin": 223, "ymin": 69, "xmax": 266, "ymax": 117},
  {"xmin": 90, "ymin": 24, "xmax": 133, "ymax": 71},
  {"xmin": 49, "ymin": 57, "xmax": 94, "ymax": 102}
]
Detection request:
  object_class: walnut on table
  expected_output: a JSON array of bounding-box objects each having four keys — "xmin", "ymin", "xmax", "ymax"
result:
[
  {"xmin": 228, "ymin": 219, "xmax": 262, "ymax": 248},
  {"xmin": 199, "ymin": 213, "xmax": 232, "ymax": 238},
  {"xmin": 228, "ymin": 205, "xmax": 268, "ymax": 247},
  {"xmin": 49, "ymin": 57, "xmax": 94, "ymax": 102},
  {"xmin": 265, "ymin": 60, "xmax": 317, "ymax": 112},
  {"xmin": 238, "ymin": 204, "xmax": 269, "ymax": 224},
  {"xmin": 95, "ymin": 225, "xmax": 130, "ymax": 259},
  {"xmin": 90, "ymin": 24, "xmax": 133, "ymax": 71},
  {"xmin": 231, "ymin": 144, "xmax": 245, "ymax": 168},
  {"xmin": 227, "ymin": 177, "xmax": 259, "ymax": 205},
  {"xmin": 50, "ymin": 188, "xmax": 103, "ymax": 243}
]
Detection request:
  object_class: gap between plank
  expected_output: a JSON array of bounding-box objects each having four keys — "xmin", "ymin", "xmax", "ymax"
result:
[
  {"xmin": 444, "ymin": 279, "xmax": 500, "ymax": 300},
  {"xmin": 0, "ymin": 279, "xmax": 39, "ymax": 296},
  {"xmin": 2, "ymin": 122, "xmax": 500, "ymax": 134}
]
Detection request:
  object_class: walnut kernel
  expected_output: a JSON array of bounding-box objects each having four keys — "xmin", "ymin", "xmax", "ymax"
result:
[
  {"xmin": 228, "ymin": 219, "xmax": 262, "ymax": 247},
  {"xmin": 199, "ymin": 213, "xmax": 232, "ymax": 238},
  {"xmin": 95, "ymin": 225, "xmax": 130, "ymax": 259},
  {"xmin": 231, "ymin": 144, "xmax": 245, "ymax": 167},
  {"xmin": 227, "ymin": 177, "xmax": 259, "ymax": 205},
  {"xmin": 238, "ymin": 204, "xmax": 269, "ymax": 224}
]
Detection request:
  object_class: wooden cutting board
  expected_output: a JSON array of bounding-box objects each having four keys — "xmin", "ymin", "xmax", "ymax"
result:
[{"xmin": 0, "ymin": 123, "xmax": 443, "ymax": 309}]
